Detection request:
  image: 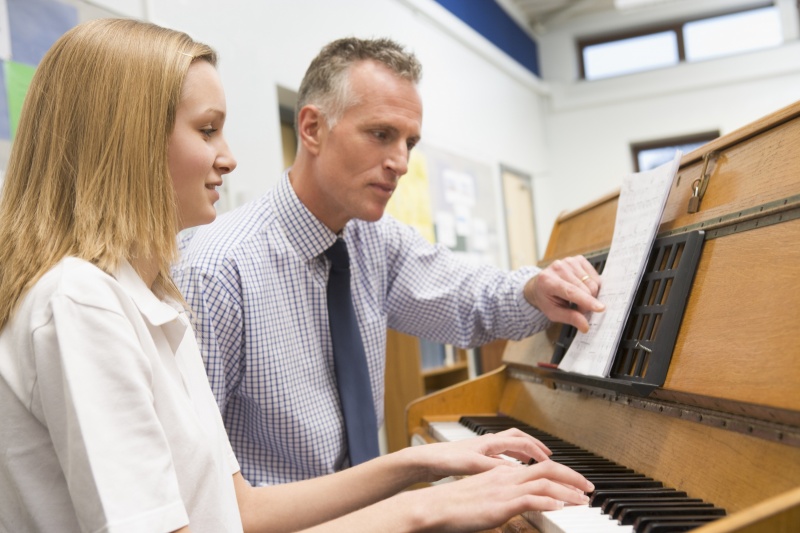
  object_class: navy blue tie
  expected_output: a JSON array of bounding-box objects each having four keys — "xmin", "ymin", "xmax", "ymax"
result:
[{"xmin": 324, "ymin": 238, "xmax": 379, "ymax": 466}]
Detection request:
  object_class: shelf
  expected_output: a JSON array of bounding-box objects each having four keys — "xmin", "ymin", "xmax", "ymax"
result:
[
  {"xmin": 421, "ymin": 360, "xmax": 468, "ymax": 378},
  {"xmin": 384, "ymin": 330, "xmax": 472, "ymax": 452}
]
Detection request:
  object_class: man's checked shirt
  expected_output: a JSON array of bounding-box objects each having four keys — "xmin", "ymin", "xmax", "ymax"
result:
[{"xmin": 173, "ymin": 172, "xmax": 548, "ymax": 486}]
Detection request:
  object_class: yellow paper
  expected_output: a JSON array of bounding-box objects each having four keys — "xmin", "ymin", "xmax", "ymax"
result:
[{"xmin": 386, "ymin": 149, "xmax": 436, "ymax": 243}]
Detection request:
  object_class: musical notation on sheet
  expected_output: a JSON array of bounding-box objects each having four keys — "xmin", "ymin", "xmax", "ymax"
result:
[{"xmin": 558, "ymin": 152, "xmax": 682, "ymax": 378}]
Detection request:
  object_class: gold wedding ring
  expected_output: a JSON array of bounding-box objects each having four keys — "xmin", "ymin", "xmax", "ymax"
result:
[{"xmin": 580, "ymin": 274, "xmax": 590, "ymax": 283}]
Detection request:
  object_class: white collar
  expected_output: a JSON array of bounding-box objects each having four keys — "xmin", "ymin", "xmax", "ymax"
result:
[{"xmin": 113, "ymin": 260, "xmax": 187, "ymax": 352}]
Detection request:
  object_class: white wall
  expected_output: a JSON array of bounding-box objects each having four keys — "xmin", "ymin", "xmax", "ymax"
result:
[
  {"xmin": 80, "ymin": 0, "xmax": 800, "ymax": 260},
  {"xmin": 140, "ymin": 0, "xmax": 550, "ymax": 266},
  {"xmin": 535, "ymin": 0, "xmax": 800, "ymax": 250}
]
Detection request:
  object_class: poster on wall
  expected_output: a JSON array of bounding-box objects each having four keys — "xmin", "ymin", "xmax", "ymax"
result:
[
  {"xmin": 8, "ymin": 0, "xmax": 77, "ymax": 66},
  {"xmin": 0, "ymin": 0, "xmax": 78, "ymax": 141},
  {"xmin": 385, "ymin": 147, "xmax": 436, "ymax": 244}
]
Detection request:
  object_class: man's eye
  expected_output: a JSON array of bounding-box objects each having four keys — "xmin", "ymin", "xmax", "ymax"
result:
[{"xmin": 372, "ymin": 131, "xmax": 387, "ymax": 140}]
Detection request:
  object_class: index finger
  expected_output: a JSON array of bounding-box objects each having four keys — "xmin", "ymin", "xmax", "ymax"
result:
[
  {"xmin": 479, "ymin": 428, "xmax": 552, "ymax": 464},
  {"xmin": 562, "ymin": 277, "xmax": 604, "ymax": 314},
  {"xmin": 574, "ymin": 287, "xmax": 605, "ymax": 314},
  {"xmin": 527, "ymin": 459, "xmax": 595, "ymax": 494}
]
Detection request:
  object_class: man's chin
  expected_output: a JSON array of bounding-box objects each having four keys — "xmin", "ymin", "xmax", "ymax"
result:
[{"xmin": 358, "ymin": 205, "xmax": 388, "ymax": 222}]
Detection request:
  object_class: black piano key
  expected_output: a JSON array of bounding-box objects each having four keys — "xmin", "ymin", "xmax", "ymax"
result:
[
  {"xmin": 551, "ymin": 453, "xmax": 610, "ymax": 459},
  {"xmin": 459, "ymin": 416, "xmax": 516, "ymax": 432},
  {"xmin": 619, "ymin": 506, "xmax": 726, "ymax": 526},
  {"xmin": 475, "ymin": 427, "xmax": 513, "ymax": 436},
  {"xmin": 553, "ymin": 456, "xmax": 608, "ymax": 464},
  {"xmin": 519, "ymin": 427, "xmax": 557, "ymax": 436},
  {"xmin": 639, "ymin": 517, "xmax": 721, "ymax": 532},
  {"xmin": 583, "ymin": 473, "xmax": 649, "ymax": 481},
  {"xmin": 590, "ymin": 488, "xmax": 681, "ymax": 508},
  {"xmin": 542, "ymin": 448, "xmax": 594, "ymax": 455},
  {"xmin": 534, "ymin": 456, "xmax": 618, "ymax": 465},
  {"xmin": 609, "ymin": 500, "xmax": 708, "ymax": 521},
  {"xmin": 592, "ymin": 478, "xmax": 663, "ymax": 490},
  {"xmin": 540, "ymin": 443, "xmax": 588, "ymax": 449},
  {"xmin": 573, "ymin": 466, "xmax": 635, "ymax": 474},
  {"xmin": 549, "ymin": 449, "xmax": 599, "ymax": 457},
  {"xmin": 604, "ymin": 495, "xmax": 696, "ymax": 515},
  {"xmin": 477, "ymin": 427, "xmax": 516, "ymax": 435},
  {"xmin": 459, "ymin": 416, "xmax": 512, "ymax": 433},
  {"xmin": 553, "ymin": 457, "xmax": 620, "ymax": 465}
]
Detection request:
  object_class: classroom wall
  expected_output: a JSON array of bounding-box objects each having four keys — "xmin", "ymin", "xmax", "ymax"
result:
[
  {"xmin": 534, "ymin": 0, "xmax": 800, "ymax": 246},
  {"xmin": 141, "ymin": 0, "xmax": 550, "ymax": 267},
  {"xmin": 63, "ymin": 0, "xmax": 800, "ymax": 260}
]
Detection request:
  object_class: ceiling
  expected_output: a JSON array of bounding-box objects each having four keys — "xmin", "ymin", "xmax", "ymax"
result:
[
  {"xmin": 502, "ymin": 0, "xmax": 689, "ymax": 33},
  {"xmin": 502, "ymin": 0, "xmax": 619, "ymax": 32}
]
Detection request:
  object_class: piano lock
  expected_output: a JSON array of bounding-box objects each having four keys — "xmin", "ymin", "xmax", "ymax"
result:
[{"xmin": 687, "ymin": 150, "xmax": 719, "ymax": 214}]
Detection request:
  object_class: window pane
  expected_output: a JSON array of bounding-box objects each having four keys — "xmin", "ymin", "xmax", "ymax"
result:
[
  {"xmin": 637, "ymin": 141, "xmax": 707, "ymax": 172},
  {"xmin": 685, "ymin": 7, "xmax": 782, "ymax": 62},
  {"xmin": 584, "ymin": 31, "xmax": 679, "ymax": 80}
]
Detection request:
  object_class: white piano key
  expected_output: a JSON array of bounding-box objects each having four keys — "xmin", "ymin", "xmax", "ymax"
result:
[
  {"xmin": 429, "ymin": 421, "xmax": 522, "ymax": 464},
  {"xmin": 525, "ymin": 505, "xmax": 634, "ymax": 533},
  {"xmin": 430, "ymin": 421, "xmax": 477, "ymax": 442}
]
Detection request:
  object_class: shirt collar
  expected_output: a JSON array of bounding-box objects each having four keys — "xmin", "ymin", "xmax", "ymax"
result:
[
  {"xmin": 113, "ymin": 260, "xmax": 187, "ymax": 352},
  {"xmin": 273, "ymin": 170, "xmax": 338, "ymax": 261}
]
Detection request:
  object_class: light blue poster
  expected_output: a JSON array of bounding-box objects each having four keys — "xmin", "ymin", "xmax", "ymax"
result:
[{"xmin": 8, "ymin": 0, "xmax": 77, "ymax": 66}]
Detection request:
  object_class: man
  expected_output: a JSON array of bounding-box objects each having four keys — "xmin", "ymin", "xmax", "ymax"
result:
[{"xmin": 174, "ymin": 37, "xmax": 603, "ymax": 486}]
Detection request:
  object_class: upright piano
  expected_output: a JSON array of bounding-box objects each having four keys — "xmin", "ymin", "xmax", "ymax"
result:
[{"xmin": 406, "ymin": 100, "xmax": 800, "ymax": 532}]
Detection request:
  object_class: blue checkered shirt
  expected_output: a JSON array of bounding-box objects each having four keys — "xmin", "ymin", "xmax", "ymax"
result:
[{"xmin": 173, "ymin": 172, "xmax": 548, "ymax": 486}]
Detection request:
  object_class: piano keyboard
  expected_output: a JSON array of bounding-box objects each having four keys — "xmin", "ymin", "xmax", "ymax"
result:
[{"xmin": 428, "ymin": 415, "xmax": 726, "ymax": 533}]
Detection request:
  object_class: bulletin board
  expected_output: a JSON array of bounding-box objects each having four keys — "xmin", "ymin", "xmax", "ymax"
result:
[
  {"xmin": 386, "ymin": 141, "xmax": 502, "ymax": 268},
  {"xmin": 0, "ymin": 0, "xmax": 120, "ymax": 187}
]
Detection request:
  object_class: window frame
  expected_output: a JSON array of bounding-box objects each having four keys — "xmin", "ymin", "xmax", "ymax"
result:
[
  {"xmin": 630, "ymin": 131, "xmax": 720, "ymax": 172},
  {"xmin": 577, "ymin": 1, "xmax": 776, "ymax": 80}
]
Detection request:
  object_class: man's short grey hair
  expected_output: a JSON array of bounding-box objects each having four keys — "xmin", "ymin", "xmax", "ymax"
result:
[{"xmin": 295, "ymin": 37, "xmax": 422, "ymax": 130}]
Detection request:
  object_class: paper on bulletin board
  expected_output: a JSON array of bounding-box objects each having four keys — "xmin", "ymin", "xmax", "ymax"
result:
[
  {"xmin": 385, "ymin": 148, "xmax": 436, "ymax": 243},
  {"xmin": 442, "ymin": 168, "xmax": 475, "ymax": 208},
  {"xmin": 434, "ymin": 211, "xmax": 457, "ymax": 248},
  {"xmin": 421, "ymin": 143, "xmax": 501, "ymax": 267}
]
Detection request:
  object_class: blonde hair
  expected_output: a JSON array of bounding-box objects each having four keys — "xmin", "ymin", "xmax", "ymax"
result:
[{"xmin": 0, "ymin": 18, "xmax": 216, "ymax": 328}]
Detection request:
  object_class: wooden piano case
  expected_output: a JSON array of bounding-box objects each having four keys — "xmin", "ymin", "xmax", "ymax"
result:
[{"xmin": 407, "ymin": 99, "xmax": 800, "ymax": 532}]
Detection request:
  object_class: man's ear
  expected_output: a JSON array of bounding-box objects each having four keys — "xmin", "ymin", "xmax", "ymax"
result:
[{"xmin": 297, "ymin": 105, "xmax": 325, "ymax": 156}]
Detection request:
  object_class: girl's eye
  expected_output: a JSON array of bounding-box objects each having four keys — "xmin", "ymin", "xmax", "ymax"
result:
[{"xmin": 201, "ymin": 128, "xmax": 217, "ymax": 138}]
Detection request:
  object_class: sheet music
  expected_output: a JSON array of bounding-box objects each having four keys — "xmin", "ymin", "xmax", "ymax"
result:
[{"xmin": 557, "ymin": 152, "xmax": 682, "ymax": 377}]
